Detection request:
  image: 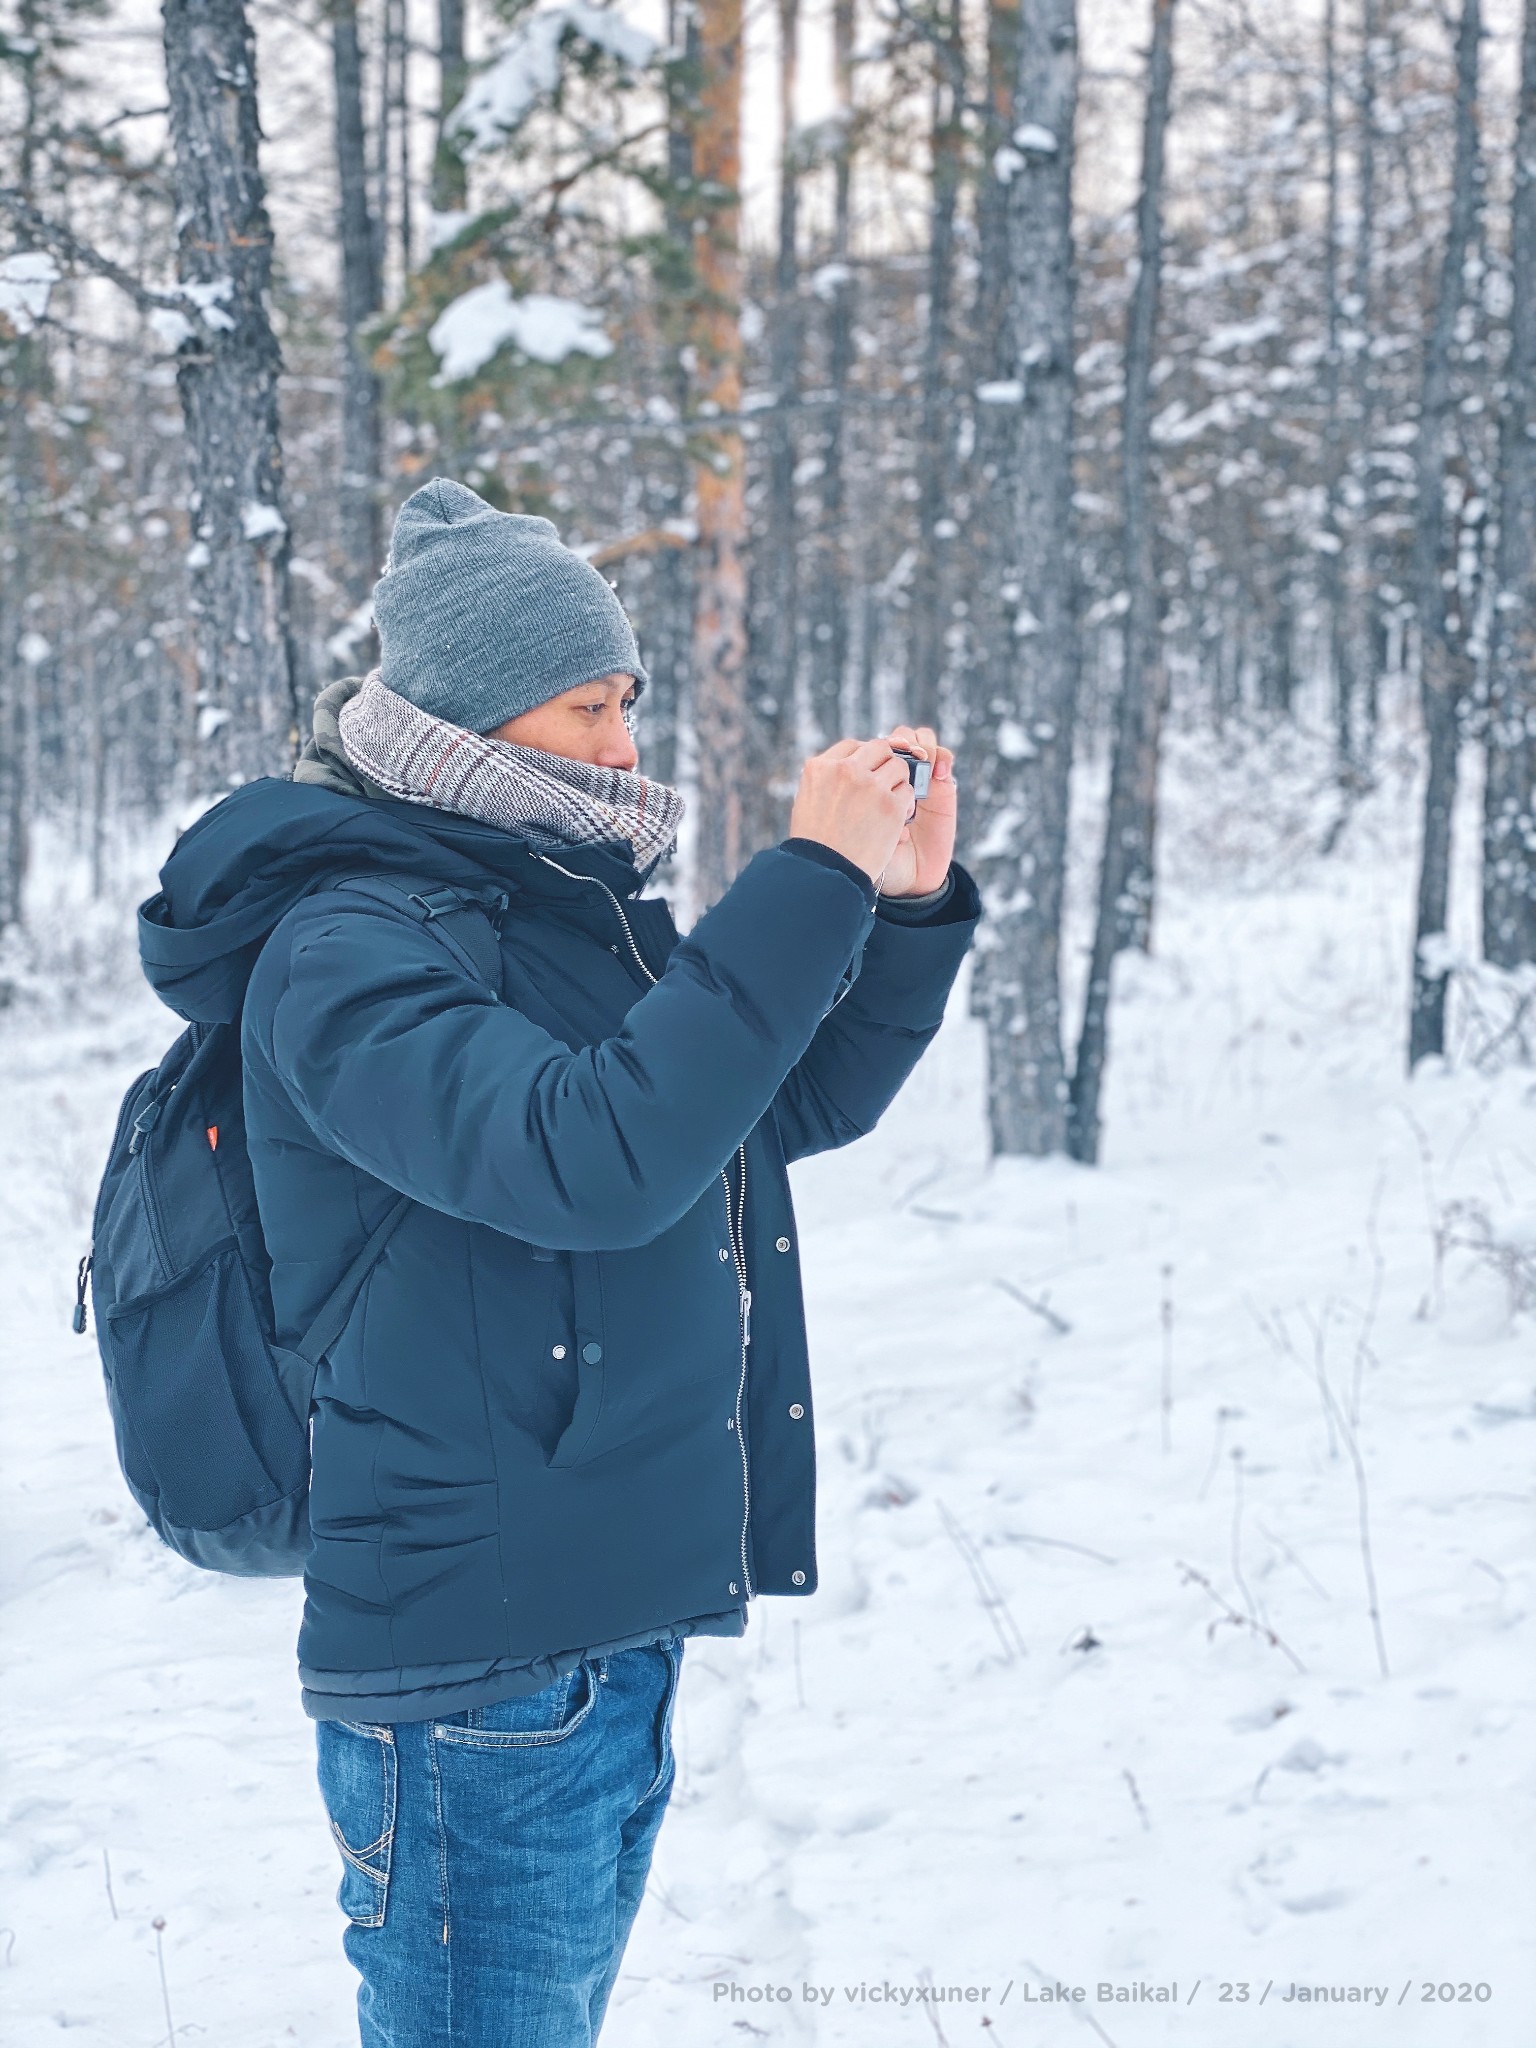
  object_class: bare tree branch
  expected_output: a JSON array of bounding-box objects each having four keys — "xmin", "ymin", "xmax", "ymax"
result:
[{"xmin": 0, "ymin": 187, "xmax": 190, "ymax": 327}]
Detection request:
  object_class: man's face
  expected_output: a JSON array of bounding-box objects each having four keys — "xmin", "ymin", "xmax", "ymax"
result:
[{"xmin": 485, "ymin": 673, "xmax": 640, "ymax": 771}]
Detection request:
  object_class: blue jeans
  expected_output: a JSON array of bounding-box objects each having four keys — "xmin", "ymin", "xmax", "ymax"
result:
[{"xmin": 314, "ymin": 1639, "xmax": 684, "ymax": 2046}]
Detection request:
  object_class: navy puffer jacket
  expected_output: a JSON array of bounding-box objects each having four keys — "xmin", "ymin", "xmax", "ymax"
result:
[{"xmin": 139, "ymin": 779, "xmax": 981, "ymax": 1709}]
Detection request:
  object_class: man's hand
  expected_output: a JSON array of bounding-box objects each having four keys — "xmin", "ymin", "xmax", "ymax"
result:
[
  {"xmin": 867, "ymin": 724, "xmax": 956, "ymax": 898},
  {"xmin": 787, "ymin": 735, "xmax": 919, "ymax": 885},
  {"xmin": 786, "ymin": 725, "xmax": 957, "ymax": 892}
]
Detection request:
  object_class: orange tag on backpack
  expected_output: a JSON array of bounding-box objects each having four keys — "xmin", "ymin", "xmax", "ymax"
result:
[{"xmin": 206, "ymin": 1125, "xmax": 219, "ymax": 1152}]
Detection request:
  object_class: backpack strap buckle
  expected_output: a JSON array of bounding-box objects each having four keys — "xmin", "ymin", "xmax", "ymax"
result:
[
  {"xmin": 328, "ymin": 874, "xmax": 506, "ymax": 995},
  {"xmin": 406, "ymin": 886, "xmax": 469, "ymax": 922}
]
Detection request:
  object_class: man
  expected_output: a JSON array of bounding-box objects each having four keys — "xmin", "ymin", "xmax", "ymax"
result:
[{"xmin": 141, "ymin": 479, "xmax": 981, "ymax": 2044}]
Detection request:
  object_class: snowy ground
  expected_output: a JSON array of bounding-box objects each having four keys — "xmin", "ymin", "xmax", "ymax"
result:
[{"xmin": 2, "ymin": 724, "xmax": 1533, "ymax": 2047}]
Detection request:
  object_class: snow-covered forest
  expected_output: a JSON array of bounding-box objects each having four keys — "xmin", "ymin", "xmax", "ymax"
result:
[{"xmin": 1, "ymin": 0, "xmax": 1534, "ymax": 2036}]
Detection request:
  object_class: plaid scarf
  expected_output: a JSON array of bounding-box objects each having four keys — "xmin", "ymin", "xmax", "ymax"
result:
[{"xmin": 337, "ymin": 671, "xmax": 685, "ymax": 882}]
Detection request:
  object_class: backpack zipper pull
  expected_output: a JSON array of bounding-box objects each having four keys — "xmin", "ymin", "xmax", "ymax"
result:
[
  {"xmin": 72, "ymin": 1250, "xmax": 93, "ymax": 1335},
  {"xmin": 128, "ymin": 1096, "xmax": 163, "ymax": 1156}
]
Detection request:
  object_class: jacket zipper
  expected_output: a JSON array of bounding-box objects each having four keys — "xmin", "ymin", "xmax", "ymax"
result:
[
  {"xmin": 532, "ymin": 852, "xmax": 755, "ymax": 1597},
  {"xmin": 724, "ymin": 1146, "xmax": 753, "ymax": 1597}
]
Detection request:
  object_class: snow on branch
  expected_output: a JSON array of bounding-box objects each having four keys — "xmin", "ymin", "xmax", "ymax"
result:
[
  {"xmin": 449, "ymin": 1, "xmax": 658, "ymax": 158},
  {"xmin": 0, "ymin": 190, "xmax": 166, "ymax": 319},
  {"xmin": 0, "ymin": 250, "xmax": 60, "ymax": 334},
  {"xmin": 0, "ymin": 187, "xmax": 234, "ymax": 350},
  {"xmin": 427, "ymin": 278, "xmax": 613, "ymax": 382}
]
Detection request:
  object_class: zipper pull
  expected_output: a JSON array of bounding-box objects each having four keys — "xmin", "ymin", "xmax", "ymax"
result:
[
  {"xmin": 72, "ymin": 1250, "xmax": 93, "ymax": 1335},
  {"xmin": 128, "ymin": 1096, "xmax": 163, "ymax": 1156},
  {"xmin": 741, "ymin": 1288, "xmax": 752, "ymax": 1348}
]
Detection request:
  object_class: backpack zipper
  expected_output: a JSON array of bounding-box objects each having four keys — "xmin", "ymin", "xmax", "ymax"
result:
[
  {"xmin": 532, "ymin": 852, "xmax": 755, "ymax": 1599},
  {"xmin": 77, "ymin": 1065, "xmax": 158, "ymax": 1331},
  {"xmin": 130, "ymin": 1092, "xmax": 175, "ymax": 1280}
]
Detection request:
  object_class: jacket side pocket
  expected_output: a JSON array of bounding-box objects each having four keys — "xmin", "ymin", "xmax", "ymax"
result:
[{"xmin": 547, "ymin": 1251, "xmax": 607, "ymax": 1469}]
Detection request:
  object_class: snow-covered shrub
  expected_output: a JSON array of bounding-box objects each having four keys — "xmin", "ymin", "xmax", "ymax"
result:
[
  {"xmin": 1443, "ymin": 956, "xmax": 1536, "ymax": 1074},
  {"xmin": 1440, "ymin": 1197, "xmax": 1536, "ymax": 1322}
]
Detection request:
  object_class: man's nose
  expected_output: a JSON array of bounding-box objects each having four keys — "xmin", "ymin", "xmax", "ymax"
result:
[{"xmin": 597, "ymin": 716, "xmax": 638, "ymax": 771}]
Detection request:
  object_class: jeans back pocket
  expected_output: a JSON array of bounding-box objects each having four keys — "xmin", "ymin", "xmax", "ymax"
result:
[{"xmin": 315, "ymin": 1720, "xmax": 397, "ymax": 1928}]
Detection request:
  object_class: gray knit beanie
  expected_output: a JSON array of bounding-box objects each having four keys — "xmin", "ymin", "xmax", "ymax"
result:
[{"xmin": 371, "ymin": 478, "xmax": 648, "ymax": 733}]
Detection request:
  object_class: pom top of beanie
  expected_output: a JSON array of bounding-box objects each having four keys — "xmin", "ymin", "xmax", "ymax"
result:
[{"xmin": 371, "ymin": 477, "xmax": 649, "ymax": 736}]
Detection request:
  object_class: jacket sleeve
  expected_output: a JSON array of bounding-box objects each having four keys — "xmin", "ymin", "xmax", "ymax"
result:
[
  {"xmin": 251, "ymin": 843, "xmax": 880, "ymax": 1252},
  {"xmin": 769, "ymin": 859, "xmax": 982, "ymax": 1164}
]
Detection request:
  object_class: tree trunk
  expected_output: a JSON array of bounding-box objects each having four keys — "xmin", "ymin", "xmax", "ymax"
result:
[
  {"xmin": 745, "ymin": 0, "xmax": 801, "ymax": 854},
  {"xmin": 975, "ymin": 0, "xmax": 1021, "ymax": 364},
  {"xmin": 908, "ymin": 1, "xmax": 964, "ymax": 735},
  {"xmin": 0, "ymin": 0, "xmax": 42, "ymax": 927},
  {"xmin": 1321, "ymin": 0, "xmax": 1357, "ymax": 785},
  {"xmin": 1347, "ymin": 0, "xmax": 1380, "ymax": 755},
  {"xmin": 87, "ymin": 641, "xmax": 108, "ymax": 901},
  {"xmin": 1483, "ymin": 0, "xmax": 1536, "ymax": 970},
  {"xmin": 963, "ymin": 0, "xmax": 1080, "ymax": 1158},
  {"xmin": 689, "ymin": 0, "xmax": 749, "ymax": 914},
  {"xmin": 372, "ymin": 0, "xmax": 392, "ymax": 295},
  {"xmin": 0, "ymin": 634, "xmax": 25, "ymax": 930},
  {"xmin": 806, "ymin": 0, "xmax": 855, "ymax": 750},
  {"xmin": 1407, "ymin": 0, "xmax": 1482, "ymax": 1067},
  {"xmin": 390, "ymin": 0, "xmax": 412, "ymax": 275},
  {"xmin": 332, "ymin": 0, "xmax": 383, "ymax": 607},
  {"xmin": 1069, "ymin": 0, "xmax": 1177, "ymax": 1165},
  {"xmin": 433, "ymin": 0, "xmax": 468, "ymax": 214},
  {"xmin": 967, "ymin": 0, "xmax": 1021, "ymax": 743},
  {"xmin": 633, "ymin": 0, "xmax": 705, "ymax": 803},
  {"xmin": 162, "ymin": 0, "xmax": 298, "ymax": 781},
  {"xmin": 1271, "ymin": 570, "xmax": 1297, "ymax": 718}
]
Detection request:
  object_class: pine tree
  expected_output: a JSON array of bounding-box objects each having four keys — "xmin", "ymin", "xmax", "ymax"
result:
[
  {"xmin": 1071, "ymin": 0, "xmax": 1178, "ymax": 1163},
  {"xmin": 162, "ymin": 0, "xmax": 297, "ymax": 780},
  {"xmin": 963, "ymin": 0, "xmax": 1081, "ymax": 1157},
  {"xmin": 1483, "ymin": 0, "xmax": 1536, "ymax": 970},
  {"xmin": 1408, "ymin": 0, "xmax": 1483, "ymax": 1067}
]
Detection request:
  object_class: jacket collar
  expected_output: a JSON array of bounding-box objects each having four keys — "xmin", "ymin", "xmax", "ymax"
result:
[{"xmin": 140, "ymin": 778, "xmax": 656, "ymax": 1025}]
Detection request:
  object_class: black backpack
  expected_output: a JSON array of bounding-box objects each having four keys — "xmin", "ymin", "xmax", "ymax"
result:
[{"xmin": 76, "ymin": 875, "xmax": 505, "ymax": 1576}]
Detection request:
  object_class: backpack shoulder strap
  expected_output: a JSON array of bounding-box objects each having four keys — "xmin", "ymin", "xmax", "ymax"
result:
[
  {"xmin": 327, "ymin": 874, "xmax": 507, "ymax": 994},
  {"xmin": 291, "ymin": 1194, "xmax": 411, "ymax": 1371},
  {"xmin": 261, "ymin": 874, "xmax": 507, "ymax": 1394}
]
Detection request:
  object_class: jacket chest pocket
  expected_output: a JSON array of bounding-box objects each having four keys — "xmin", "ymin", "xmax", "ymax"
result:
[{"xmin": 546, "ymin": 1250, "xmax": 608, "ymax": 1469}]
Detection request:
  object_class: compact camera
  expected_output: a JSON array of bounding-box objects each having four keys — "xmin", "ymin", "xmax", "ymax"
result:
[{"xmin": 889, "ymin": 744, "xmax": 933, "ymax": 801}]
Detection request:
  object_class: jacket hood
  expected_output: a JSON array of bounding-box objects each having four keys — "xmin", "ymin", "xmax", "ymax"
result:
[
  {"xmin": 291, "ymin": 673, "xmax": 387, "ymax": 802},
  {"xmin": 139, "ymin": 777, "xmax": 646, "ymax": 1026}
]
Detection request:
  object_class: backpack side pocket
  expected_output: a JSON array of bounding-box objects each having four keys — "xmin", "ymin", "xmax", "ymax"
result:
[{"xmin": 102, "ymin": 1237, "xmax": 302, "ymax": 1533}]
